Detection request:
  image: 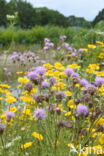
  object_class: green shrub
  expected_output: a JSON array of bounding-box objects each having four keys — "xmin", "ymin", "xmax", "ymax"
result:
[
  {"xmin": 84, "ymin": 29, "xmax": 98, "ymax": 44},
  {"xmin": 94, "ymin": 20, "xmax": 104, "ymax": 31},
  {"xmin": 14, "ymin": 29, "xmax": 26, "ymax": 44},
  {"xmin": 1, "ymin": 28, "xmax": 14, "ymax": 46},
  {"xmin": 64, "ymin": 27, "xmax": 75, "ymax": 43},
  {"xmin": 0, "ymin": 25, "xmax": 103, "ymax": 48},
  {"xmin": 45, "ymin": 25, "xmax": 64, "ymax": 44},
  {"xmin": 24, "ymin": 26, "xmax": 46, "ymax": 45},
  {"xmin": 0, "ymin": 29, "xmax": 3, "ymax": 45},
  {"xmin": 72, "ymin": 28, "xmax": 88, "ymax": 48}
]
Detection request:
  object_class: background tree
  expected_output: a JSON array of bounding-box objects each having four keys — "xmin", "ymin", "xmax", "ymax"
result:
[
  {"xmin": 0, "ymin": 0, "xmax": 92, "ymax": 28},
  {"xmin": 0, "ymin": 0, "xmax": 7, "ymax": 26},
  {"xmin": 93, "ymin": 9, "xmax": 104, "ymax": 26}
]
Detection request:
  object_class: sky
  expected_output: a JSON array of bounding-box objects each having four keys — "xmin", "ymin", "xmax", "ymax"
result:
[{"xmin": 7, "ymin": 0, "xmax": 104, "ymax": 21}]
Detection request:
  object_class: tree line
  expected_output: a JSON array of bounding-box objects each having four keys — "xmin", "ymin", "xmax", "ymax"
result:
[{"xmin": 0, "ymin": 0, "xmax": 103, "ymax": 29}]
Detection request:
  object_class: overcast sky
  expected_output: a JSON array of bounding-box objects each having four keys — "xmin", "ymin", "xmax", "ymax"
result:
[{"xmin": 7, "ymin": 0, "xmax": 104, "ymax": 21}]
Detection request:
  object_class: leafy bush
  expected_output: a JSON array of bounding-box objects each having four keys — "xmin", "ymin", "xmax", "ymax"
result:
[
  {"xmin": 64, "ymin": 27, "xmax": 75, "ymax": 43},
  {"xmin": 14, "ymin": 29, "xmax": 26, "ymax": 44},
  {"xmin": 0, "ymin": 26, "xmax": 103, "ymax": 48},
  {"xmin": 1, "ymin": 28, "xmax": 14, "ymax": 46},
  {"xmin": 94, "ymin": 21, "xmax": 104, "ymax": 31},
  {"xmin": 45, "ymin": 25, "xmax": 64, "ymax": 44},
  {"xmin": 0, "ymin": 29, "xmax": 3, "ymax": 44}
]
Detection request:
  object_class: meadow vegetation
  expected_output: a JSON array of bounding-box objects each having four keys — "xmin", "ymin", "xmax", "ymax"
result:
[{"xmin": 0, "ymin": 36, "xmax": 104, "ymax": 155}]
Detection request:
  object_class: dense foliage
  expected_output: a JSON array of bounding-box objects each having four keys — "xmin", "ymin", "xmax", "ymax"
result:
[
  {"xmin": 2, "ymin": 0, "xmax": 104, "ymax": 29},
  {"xmin": 93, "ymin": 9, "xmax": 104, "ymax": 26},
  {"xmin": 0, "ymin": 25, "xmax": 104, "ymax": 49},
  {"xmin": 0, "ymin": 0, "xmax": 91, "ymax": 28},
  {"xmin": 68, "ymin": 16, "xmax": 91, "ymax": 28}
]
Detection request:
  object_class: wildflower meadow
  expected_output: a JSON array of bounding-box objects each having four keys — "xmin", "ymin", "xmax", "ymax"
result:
[{"xmin": 1, "ymin": 35, "xmax": 104, "ymax": 156}]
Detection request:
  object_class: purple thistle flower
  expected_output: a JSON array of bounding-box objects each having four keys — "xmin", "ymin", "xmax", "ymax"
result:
[
  {"xmin": 11, "ymin": 55, "xmax": 16, "ymax": 61},
  {"xmin": 41, "ymin": 60, "xmax": 46, "ymax": 64},
  {"xmin": 80, "ymin": 79, "xmax": 89, "ymax": 87},
  {"xmin": 56, "ymin": 107, "xmax": 61, "ymax": 115},
  {"xmin": 0, "ymin": 124, "xmax": 4, "ymax": 136},
  {"xmin": 56, "ymin": 91, "xmax": 65, "ymax": 100},
  {"xmin": 21, "ymin": 58, "xmax": 25, "ymax": 63},
  {"xmin": 57, "ymin": 47, "xmax": 61, "ymax": 51},
  {"xmin": 95, "ymin": 77, "xmax": 104, "ymax": 86},
  {"xmin": 77, "ymin": 105, "xmax": 88, "ymax": 116},
  {"xmin": 44, "ymin": 38, "xmax": 50, "ymax": 42},
  {"xmin": 34, "ymin": 94, "xmax": 39, "ymax": 101},
  {"xmin": 86, "ymin": 83, "xmax": 96, "ymax": 88},
  {"xmin": 68, "ymin": 47, "xmax": 73, "ymax": 51},
  {"xmin": 60, "ymin": 35, "xmax": 67, "ymax": 40},
  {"xmin": 6, "ymin": 111, "xmax": 15, "ymax": 121},
  {"xmin": 83, "ymin": 83, "xmax": 97, "ymax": 94},
  {"xmin": 49, "ymin": 42, "xmax": 54, "ymax": 47},
  {"xmin": 28, "ymin": 71, "xmax": 37, "ymax": 80},
  {"xmin": 49, "ymin": 77, "xmax": 56, "ymax": 86},
  {"xmin": 79, "ymin": 48, "xmax": 83, "ymax": 53},
  {"xmin": 34, "ymin": 108, "xmax": 46, "ymax": 120},
  {"xmin": 43, "ymin": 46, "xmax": 48, "ymax": 50},
  {"xmin": 41, "ymin": 81, "xmax": 49, "ymax": 89},
  {"xmin": 71, "ymin": 52, "xmax": 76, "ymax": 57},
  {"xmin": 17, "ymin": 108, "xmax": 21, "ymax": 112},
  {"xmin": 3, "ymin": 68, "xmax": 7, "ymax": 72},
  {"xmin": 11, "ymin": 54, "xmax": 19, "ymax": 61},
  {"xmin": 45, "ymin": 42, "xmax": 50, "ymax": 46},
  {"xmin": 71, "ymin": 72, "xmax": 80, "ymax": 79},
  {"xmin": 64, "ymin": 68, "xmax": 74, "ymax": 76},
  {"xmin": 63, "ymin": 43, "xmax": 69, "ymax": 48},
  {"xmin": 35, "ymin": 66, "xmax": 46, "ymax": 76}
]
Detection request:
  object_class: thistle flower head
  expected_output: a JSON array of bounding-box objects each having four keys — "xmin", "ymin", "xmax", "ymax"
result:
[
  {"xmin": 77, "ymin": 105, "xmax": 88, "ymax": 116},
  {"xmin": 64, "ymin": 68, "xmax": 74, "ymax": 76},
  {"xmin": 34, "ymin": 108, "xmax": 46, "ymax": 120},
  {"xmin": 35, "ymin": 66, "xmax": 46, "ymax": 76}
]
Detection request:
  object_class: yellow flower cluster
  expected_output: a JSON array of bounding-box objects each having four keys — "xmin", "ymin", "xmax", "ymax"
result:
[
  {"xmin": 18, "ymin": 77, "xmax": 29, "ymax": 84},
  {"xmin": 88, "ymin": 44, "xmax": 96, "ymax": 49},
  {"xmin": 21, "ymin": 142, "xmax": 32, "ymax": 149},
  {"xmin": 86, "ymin": 64, "xmax": 100, "ymax": 73},
  {"xmin": 67, "ymin": 63, "xmax": 80, "ymax": 69},
  {"xmin": 32, "ymin": 132, "xmax": 43, "ymax": 140}
]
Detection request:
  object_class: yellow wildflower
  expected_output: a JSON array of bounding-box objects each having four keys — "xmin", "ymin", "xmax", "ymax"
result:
[
  {"xmin": 67, "ymin": 100, "xmax": 74, "ymax": 108},
  {"xmin": 0, "ymin": 97, "xmax": 3, "ymax": 100},
  {"xmin": 0, "ymin": 84, "xmax": 11, "ymax": 88},
  {"xmin": 21, "ymin": 142, "xmax": 32, "ymax": 149},
  {"xmin": 6, "ymin": 96, "xmax": 16, "ymax": 104},
  {"xmin": 54, "ymin": 62, "xmax": 65, "ymax": 70},
  {"xmin": 56, "ymin": 140, "xmax": 60, "ymax": 147},
  {"xmin": 67, "ymin": 63, "xmax": 80, "ymax": 69},
  {"xmin": 20, "ymin": 96, "xmax": 35, "ymax": 104},
  {"xmin": 43, "ymin": 63, "xmax": 53, "ymax": 70},
  {"xmin": 99, "ymin": 134, "xmax": 104, "ymax": 144},
  {"xmin": 16, "ymin": 71, "xmax": 23, "ymax": 75},
  {"xmin": 32, "ymin": 132, "xmax": 43, "ymax": 140},
  {"xmin": 65, "ymin": 91, "xmax": 72, "ymax": 96},
  {"xmin": 96, "ymin": 41, "xmax": 103, "ymax": 45},
  {"xmin": 88, "ymin": 44, "xmax": 96, "ymax": 49},
  {"xmin": 18, "ymin": 77, "xmax": 29, "ymax": 84},
  {"xmin": 81, "ymin": 48, "xmax": 88, "ymax": 52},
  {"xmin": 65, "ymin": 111, "xmax": 71, "ymax": 116},
  {"xmin": 23, "ymin": 109, "xmax": 32, "ymax": 116},
  {"xmin": 57, "ymin": 82, "xmax": 66, "ymax": 90},
  {"xmin": 9, "ymin": 107, "xmax": 17, "ymax": 112}
]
